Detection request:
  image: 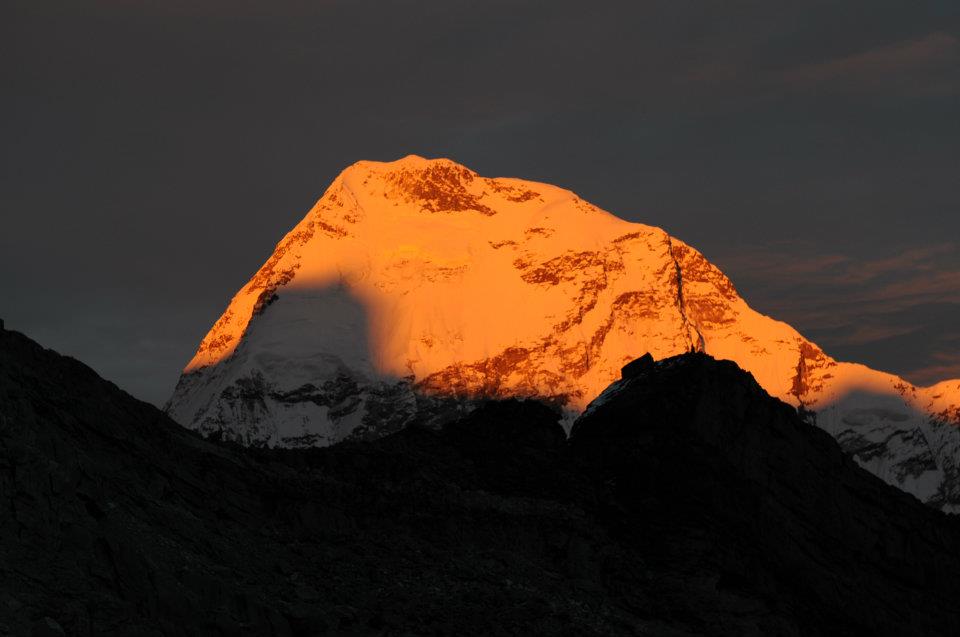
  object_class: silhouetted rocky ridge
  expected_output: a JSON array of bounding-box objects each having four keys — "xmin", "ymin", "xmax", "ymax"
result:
[{"xmin": 2, "ymin": 322, "xmax": 959, "ymax": 636}]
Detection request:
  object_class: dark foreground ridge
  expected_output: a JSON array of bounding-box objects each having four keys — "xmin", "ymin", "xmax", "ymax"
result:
[{"xmin": 2, "ymin": 323, "xmax": 960, "ymax": 636}]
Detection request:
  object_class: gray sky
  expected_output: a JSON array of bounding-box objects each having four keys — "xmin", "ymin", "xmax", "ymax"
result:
[{"xmin": 3, "ymin": 0, "xmax": 958, "ymax": 405}]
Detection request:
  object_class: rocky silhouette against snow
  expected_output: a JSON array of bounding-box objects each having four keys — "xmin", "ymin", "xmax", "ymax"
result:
[{"xmin": 6, "ymin": 323, "xmax": 960, "ymax": 635}]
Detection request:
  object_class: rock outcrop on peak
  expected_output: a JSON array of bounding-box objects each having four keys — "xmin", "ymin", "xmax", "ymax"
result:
[
  {"xmin": 5, "ymin": 325, "xmax": 960, "ymax": 635},
  {"xmin": 166, "ymin": 156, "xmax": 960, "ymax": 510}
]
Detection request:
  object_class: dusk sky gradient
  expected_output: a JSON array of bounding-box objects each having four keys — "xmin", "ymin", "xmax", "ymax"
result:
[{"xmin": 2, "ymin": 0, "xmax": 959, "ymax": 405}]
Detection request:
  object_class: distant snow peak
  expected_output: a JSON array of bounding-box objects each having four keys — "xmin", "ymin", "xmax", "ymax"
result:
[{"xmin": 166, "ymin": 155, "xmax": 960, "ymax": 511}]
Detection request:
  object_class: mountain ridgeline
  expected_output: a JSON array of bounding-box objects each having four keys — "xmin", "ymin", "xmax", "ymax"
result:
[
  {"xmin": 165, "ymin": 156, "xmax": 960, "ymax": 511},
  {"xmin": 3, "ymin": 322, "xmax": 960, "ymax": 635}
]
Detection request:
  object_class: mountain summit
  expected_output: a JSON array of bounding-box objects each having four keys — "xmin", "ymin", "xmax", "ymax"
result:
[{"xmin": 166, "ymin": 155, "xmax": 960, "ymax": 509}]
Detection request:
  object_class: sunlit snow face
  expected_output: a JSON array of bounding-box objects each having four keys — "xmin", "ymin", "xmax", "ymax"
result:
[{"xmin": 180, "ymin": 156, "xmax": 959, "ymax": 412}]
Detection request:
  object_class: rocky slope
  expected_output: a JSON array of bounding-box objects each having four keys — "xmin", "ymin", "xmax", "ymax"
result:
[
  {"xmin": 5, "ymin": 323, "xmax": 960, "ymax": 635},
  {"xmin": 165, "ymin": 155, "xmax": 960, "ymax": 510}
]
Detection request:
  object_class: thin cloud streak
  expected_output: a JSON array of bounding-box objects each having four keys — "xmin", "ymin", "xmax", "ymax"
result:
[
  {"xmin": 781, "ymin": 32, "xmax": 960, "ymax": 95},
  {"xmin": 722, "ymin": 242, "xmax": 960, "ymax": 301}
]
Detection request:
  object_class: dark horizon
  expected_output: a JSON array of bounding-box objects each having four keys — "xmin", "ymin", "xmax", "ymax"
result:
[{"xmin": 3, "ymin": 1, "xmax": 959, "ymax": 405}]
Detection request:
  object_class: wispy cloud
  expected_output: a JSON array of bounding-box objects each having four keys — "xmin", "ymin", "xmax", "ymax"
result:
[
  {"xmin": 842, "ymin": 323, "xmax": 921, "ymax": 346},
  {"xmin": 781, "ymin": 32, "xmax": 960, "ymax": 95},
  {"xmin": 720, "ymin": 241, "xmax": 957, "ymax": 299}
]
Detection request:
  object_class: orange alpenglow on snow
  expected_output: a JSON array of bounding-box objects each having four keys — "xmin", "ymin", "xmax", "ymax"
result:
[{"xmin": 167, "ymin": 155, "xmax": 960, "ymax": 510}]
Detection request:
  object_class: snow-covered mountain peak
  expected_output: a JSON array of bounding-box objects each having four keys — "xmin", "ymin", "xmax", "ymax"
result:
[
  {"xmin": 168, "ymin": 156, "xmax": 960, "ymax": 510},
  {"xmin": 341, "ymin": 154, "xmax": 565, "ymax": 220}
]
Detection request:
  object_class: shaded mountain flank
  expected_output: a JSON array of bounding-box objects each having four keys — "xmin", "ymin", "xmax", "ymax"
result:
[{"xmin": 2, "ymin": 321, "xmax": 960, "ymax": 636}]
